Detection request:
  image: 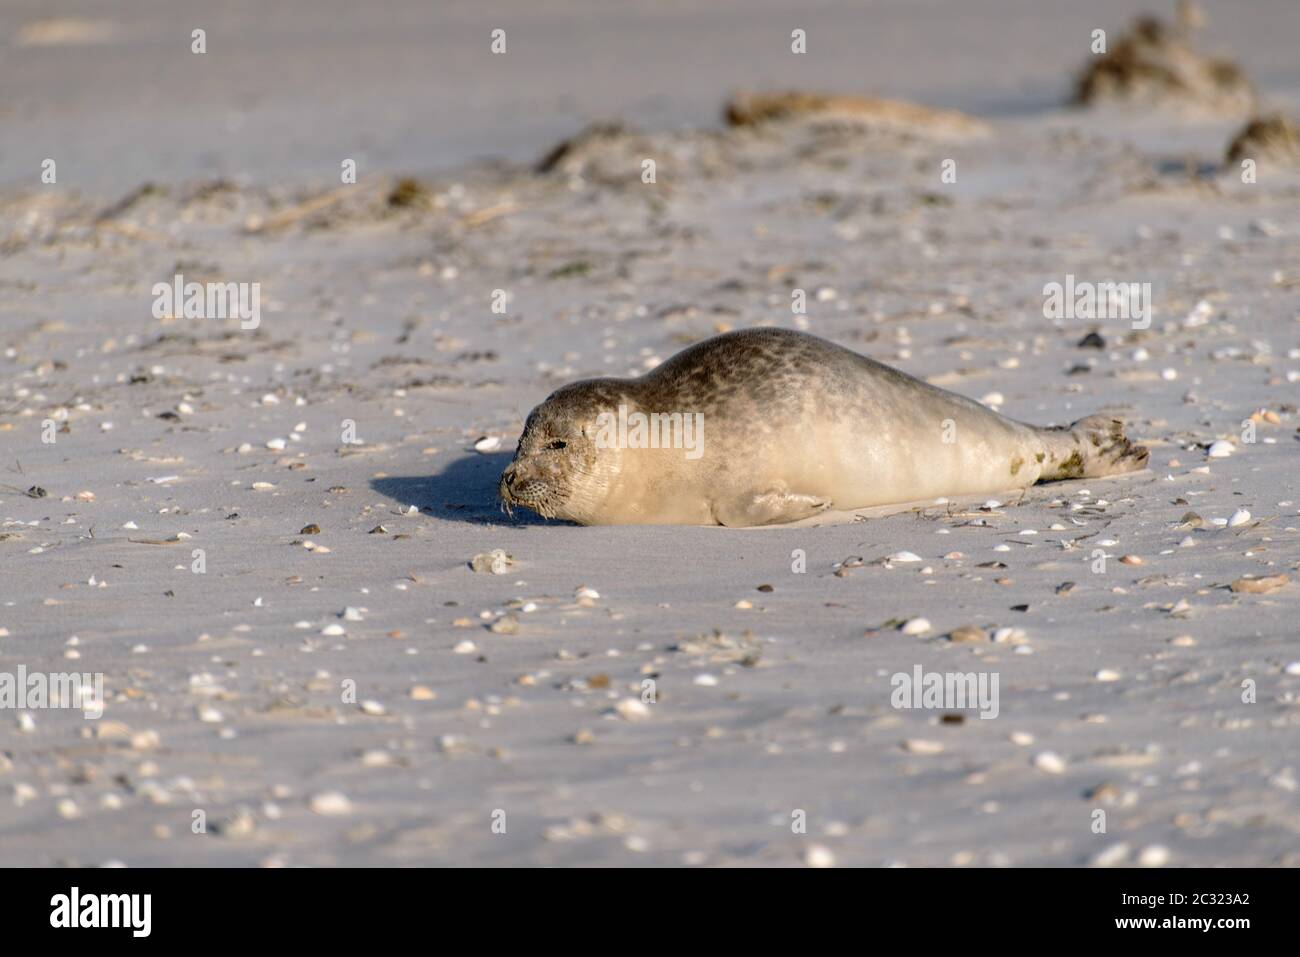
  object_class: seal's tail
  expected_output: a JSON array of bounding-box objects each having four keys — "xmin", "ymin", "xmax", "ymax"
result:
[{"xmin": 1036, "ymin": 415, "xmax": 1149, "ymax": 481}]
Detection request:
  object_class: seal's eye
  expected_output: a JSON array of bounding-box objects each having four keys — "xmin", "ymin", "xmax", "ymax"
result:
[{"xmin": 545, "ymin": 440, "xmax": 567, "ymax": 450}]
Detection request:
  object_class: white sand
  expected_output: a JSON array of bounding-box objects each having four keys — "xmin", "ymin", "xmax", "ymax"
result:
[{"xmin": 1, "ymin": 0, "xmax": 1298, "ymax": 866}]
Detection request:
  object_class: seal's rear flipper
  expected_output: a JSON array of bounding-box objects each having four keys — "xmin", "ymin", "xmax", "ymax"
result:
[{"xmin": 1037, "ymin": 415, "xmax": 1149, "ymax": 481}]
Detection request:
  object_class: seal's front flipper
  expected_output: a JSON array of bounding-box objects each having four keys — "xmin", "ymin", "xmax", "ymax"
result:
[{"xmin": 713, "ymin": 489, "xmax": 831, "ymax": 527}]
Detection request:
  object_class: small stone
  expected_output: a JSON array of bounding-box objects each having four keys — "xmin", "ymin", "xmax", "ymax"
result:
[
  {"xmin": 948, "ymin": 625, "xmax": 986, "ymax": 644},
  {"xmin": 1119, "ymin": 554, "xmax": 1143, "ymax": 565},
  {"xmin": 409, "ymin": 685, "xmax": 436, "ymax": 700},
  {"xmin": 803, "ymin": 844, "xmax": 836, "ymax": 868},
  {"xmin": 1095, "ymin": 669, "xmax": 1121, "ymax": 682},
  {"xmin": 1033, "ymin": 751, "xmax": 1067, "ymax": 774},
  {"xmin": 359, "ymin": 700, "xmax": 386, "ymax": 716},
  {"xmin": 470, "ymin": 549, "xmax": 514, "ymax": 574},
  {"xmin": 1137, "ymin": 845, "xmax": 1171, "ymax": 867},
  {"xmin": 992, "ymin": 627, "xmax": 1028, "ymax": 645},
  {"xmin": 1231, "ymin": 574, "xmax": 1287, "ymax": 594},
  {"xmin": 473, "ymin": 436, "xmax": 501, "ymax": 453},
  {"xmin": 1090, "ymin": 843, "xmax": 1131, "ymax": 867},
  {"xmin": 1227, "ymin": 508, "xmax": 1251, "ymax": 527},
  {"xmin": 321, "ymin": 623, "xmax": 346, "ymax": 637},
  {"xmin": 452, "ymin": 640, "xmax": 477, "ymax": 654},
  {"xmin": 900, "ymin": 617, "xmax": 931, "ymax": 636},
  {"xmin": 614, "ymin": 698, "xmax": 651, "ymax": 721},
  {"xmin": 1206, "ymin": 441, "xmax": 1233, "ymax": 458},
  {"xmin": 308, "ymin": 791, "xmax": 352, "ymax": 815},
  {"xmin": 300, "ymin": 524, "xmax": 321, "ymax": 535},
  {"xmin": 887, "ymin": 551, "xmax": 923, "ymax": 563},
  {"xmin": 902, "ymin": 739, "xmax": 944, "ymax": 755}
]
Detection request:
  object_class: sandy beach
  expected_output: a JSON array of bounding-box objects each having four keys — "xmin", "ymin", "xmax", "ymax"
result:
[{"xmin": 1, "ymin": 0, "xmax": 1298, "ymax": 866}]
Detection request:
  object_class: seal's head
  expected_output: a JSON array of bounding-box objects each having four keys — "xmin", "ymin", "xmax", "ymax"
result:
[{"xmin": 499, "ymin": 379, "xmax": 625, "ymax": 523}]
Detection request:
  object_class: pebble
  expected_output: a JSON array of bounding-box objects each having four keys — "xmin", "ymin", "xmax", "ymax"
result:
[
  {"xmin": 902, "ymin": 739, "xmax": 944, "ymax": 755},
  {"xmin": 693, "ymin": 673, "xmax": 719, "ymax": 686},
  {"xmin": 887, "ymin": 551, "xmax": 923, "ymax": 563},
  {"xmin": 1138, "ymin": 845, "xmax": 1171, "ymax": 867},
  {"xmin": 452, "ymin": 640, "xmax": 477, "ymax": 654},
  {"xmin": 1227, "ymin": 508, "xmax": 1251, "ymax": 527},
  {"xmin": 473, "ymin": 436, "xmax": 501, "ymax": 453},
  {"xmin": 359, "ymin": 700, "xmax": 386, "ymax": 716},
  {"xmin": 803, "ymin": 844, "xmax": 836, "ymax": 868},
  {"xmin": 410, "ymin": 685, "xmax": 436, "ymax": 700},
  {"xmin": 1284, "ymin": 662, "xmax": 1300, "ymax": 676},
  {"xmin": 1231, "ymin": 574, "xmax": 1288, "ymax": 594},
  {"xmin": 948, "ymin": 624, "xmax": 986, "ymax": 643},
  {"xmin": 1090, "ymin": 843, "xmax": 1131, "ymax": 867},
  {"xmin": 1033, "ymin": 751, "xmax": 1067, "ymax": 774},
  {"xmin": 470, "ymin": 549, "xmax": 514, "ymax": 574},
  {"xmin": 900, "ymin": 617, "xmax": 931, "ymax": 636},
  {"xmin": 992, "ymin": 627, "xmax": 1028, "ymax": 645},
  {"xmin": 320, "ymin": 623, "xmax": 346, "ymax": 637},
  {"xmin": 1095, "ymin": 669, "xmax": 1121, "ymax": 682},
  {"xmin": 1206, "ymin": 441, "xmax": 1233, "ymax": 458},
  {"xmin": 614, "ymin": 698, "xmax": 651, "ymax": 721},
  {"xmin": 308, "ymin": 791, "xmax": 352, "ymax": 815}
]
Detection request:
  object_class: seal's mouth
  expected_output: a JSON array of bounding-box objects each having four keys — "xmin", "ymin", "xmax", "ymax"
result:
[{"xmin": 498, "ymin": 463, "xmax": 562, "ymax": 519}]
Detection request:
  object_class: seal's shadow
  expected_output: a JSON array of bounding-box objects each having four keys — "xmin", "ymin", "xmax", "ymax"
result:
[{"xmin": 370, "ymin": 452, "xmax": 558, "ymax": 526}]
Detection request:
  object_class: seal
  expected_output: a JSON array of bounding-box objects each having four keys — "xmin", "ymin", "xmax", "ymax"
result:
[{"xmin": 498, "ymin": 328, "xmax": 1148, "ymax": 526}]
